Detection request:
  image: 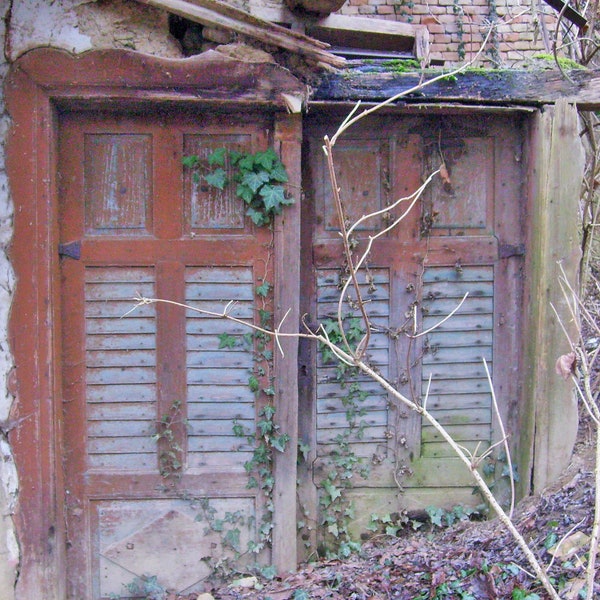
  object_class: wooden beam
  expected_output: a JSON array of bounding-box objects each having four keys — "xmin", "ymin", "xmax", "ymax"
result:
[
  {"xmin": 134, "ymin": 0, "xmax": 345, "ymax": 68},
  {"xmin": 520, "ymin": 99, "xmax": 583, "ymax": 492},
  {"xmin": 306, "ymin": 15, "xmax": 428, "ymax": 56},
  {"xmin": 542, "ymin": 0, "xmax": 587, "ymax": 30},
  {"xmin": 313, "ymin": 65, "xmax": 600, "ymax": 109}
]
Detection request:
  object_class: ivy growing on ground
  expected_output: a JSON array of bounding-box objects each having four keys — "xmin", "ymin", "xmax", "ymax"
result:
[{"xmin": 182, "ymin": 147, "xmax": 294, "ymax": 226}]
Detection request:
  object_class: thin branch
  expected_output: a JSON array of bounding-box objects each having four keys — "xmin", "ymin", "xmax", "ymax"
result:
[
  {"xmin": 410, "ymin": 292, "xmax": 469, "ymax": 339},
  {"xmin": 484, "ymin": 357, "xmax": 515, "ymax": 519},
  {"xmin": 328, "ymin": 26, "xmax": 495, "ymax": 146}
]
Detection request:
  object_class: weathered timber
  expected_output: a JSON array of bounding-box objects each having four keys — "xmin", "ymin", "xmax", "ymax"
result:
[
  {"xmin": 13, "ymin": 47, "xmax": 308, "ymax": 109},
  {"xmin": 134, "ymin": 0, "xmax": 345, "ymax": 69},
  {"xmin": 542, "ymin": 0, "xmax": 587, "ymax": 30},
  {"xmin": 306, "ymin": 15, "xmax": 429, "ymax": 59},
  {"xmin": 520, "ymin": 99, "xmax": 584, "ymax": 494},
  {"xmin": 314, "ymin": 64, "xmax": 600, "ymax": 109}
]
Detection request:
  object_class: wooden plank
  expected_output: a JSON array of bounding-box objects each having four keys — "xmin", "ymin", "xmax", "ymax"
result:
[
  {"xmin": 86, "ymin": 334, "xmax": 155, "ymax": 351},
  {"xmin": 87, "ymin": 367, "xmax": 156, "ymax": 385},
  {"xmin": 135, "ymin": 0, "xmax": 344, "ymax": 68},
  {"xmin": 311, "ymin": 14, "xmax": 422, "ymax": 39},
  {"xmin": 317, "ymin": 425, "xmax": 388, "ymax": 444},
  {"xmin": 521, "ymin": 100, "xmax": 583, "ymax": 492},
  {"xmin": 88, "ymin": 402, "xmax": 156, "ymax": 421},
  {"xmin": 317, "ymin": 395, "xmax": 388, "ymax": 414},
  {"xmin": 88, "ymin": 453, "xmax": 156, "ymax": 470},
  {"xmin": 425, "ymin": 378, "xmax": 491, "ymax": 395},
  {"xmin": 422, "ymin": 266, "xmax": 494, "ymax": 282},
  {"xmin": 421, "ymin": 440, "xmax": 490, "ymax": 459},
  {"xmin": 187, "ymin": 402, "xmax": 255, "ymax": 420},
  {"xmin": 86, "ymin": 349, "xmax": 155, "ymax": 367},
  {"xmin": 422, "ymin": 296, "xmax": 493, "ymax": 316},
  {"xmin": 425, "ymin": 329, "xmax": 493, "ymax": 347},
  {"xmin": 187, "ymin": 350, "xmax": 252, "ymax": 368},
  {"xmin": 426, "ymin": 408, "xmax": 491, "ymax": 426},
  {"xmin": 423, "ymin": 346, "xmax": 492, "ymax": 365},
  {"xmin": 422, "ymin": 362, "xmax": 489, "ymax": 380},
  {"xmin": 317, "ymin": 410, "xmax": 388, "ymax": 429},
  {"xmin": 425, "ymin": 393, "xmax": 491, "ymax": 411},
  {"xmin": 421, "ymin": 424, "xmax": 490, "ymax": 444},
  {"xmin": 87, "ymin": 384, "xmax": 156, "ymax": 403},
  {"xmin": 422, "ymin": 314, "xmax": 493, "ymax": 332},
  {"xmin": 314, "ymin": 67, "xmax": 600, "ymax": 110}
]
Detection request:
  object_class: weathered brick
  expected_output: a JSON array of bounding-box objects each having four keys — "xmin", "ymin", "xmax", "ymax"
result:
[{"xmin": 377, "ymin": 5, "xmax": 394, "ymax": 14}]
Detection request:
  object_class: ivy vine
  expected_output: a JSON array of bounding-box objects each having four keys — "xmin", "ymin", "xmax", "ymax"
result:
[{"xmin": 182, "ymin": 147, "xmax": 294, "ymax": 226}]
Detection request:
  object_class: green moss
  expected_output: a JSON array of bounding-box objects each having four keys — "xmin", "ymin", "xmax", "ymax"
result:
[
  {"xmin": 532, "ymin": 53, "xmax": 585, "ymax": 70},
  {"xmin": 381, "ymin": 58, "xmax": 421, "ymax": 74}
]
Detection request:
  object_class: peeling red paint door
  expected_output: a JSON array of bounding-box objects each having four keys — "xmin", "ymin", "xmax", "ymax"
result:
[{"xmin": 58, "ymin": 110, "xmax": 273, "ymax": 599}]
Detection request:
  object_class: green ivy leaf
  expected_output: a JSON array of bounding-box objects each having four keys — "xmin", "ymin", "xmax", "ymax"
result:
[
  {"xmin": 272, "ymin": 433, "xmax": 290, "ymax": 452},
  {"xmin": 237, "ymin": 153, "xmax": 256, "ymax": 172},
  {"xmin": 181, "ymin": 155, "xmax": 199, "ymax": 168},
  {"xmin": 246, "ymin": 207, "xmax": 269, "ymax": 226},
  {"xmin": 258, "ymin": 419, "xmax": 273, "ymax": 435},
  {"xmin": 204, "ymin": 168, "xmax": 228, "ymax": 190},
  {"xmin": 218, "ymin": 333, "xmax": 237, "ymax": 349},
  {"xmin": 241, "ymin": 170, "xmax": 270, "ymax": 193},
  {"xmin": 256, "ymin": 281, "xmax": 271, "ymax": 297},
  {"xmin": 269, "ymin": 161, "xmax": 289, "ymax": 183},
  {"xmin": 254, "ymin": 148, "xmax": 278, "ymax": 170},
  {"xmin": 259, "ymin": 185, "xmax": 287, "ymax": 213},
  {"xmin": 261, "ymin": 404, "xmax": 276, "ymax": 419},
  {"xmin": 236, "ymin": 183, "xmax": 254, "ymax": 204},
  {"xmin": 207, "ymin": 147, "xmax": 226, "ymax": 167},
  {"xmin": 248, "ymin": 375, "xmax": 260, "ymax": 392}
]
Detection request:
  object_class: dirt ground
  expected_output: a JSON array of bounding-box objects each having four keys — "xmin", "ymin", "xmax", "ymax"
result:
[
  {"xmin": 169, "ymin": 270, "xmax": 600, "ymax": 600},
  {"xmin": 195, "ymin": 438, "xmax": 596, "ymax": 600}
]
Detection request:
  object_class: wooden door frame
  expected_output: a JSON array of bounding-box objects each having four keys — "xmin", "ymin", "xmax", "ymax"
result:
[{"xmin": 5, "ymin": 47, "xmax": 305, "ymax": 597}]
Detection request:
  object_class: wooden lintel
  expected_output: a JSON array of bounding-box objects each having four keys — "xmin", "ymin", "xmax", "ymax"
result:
[
  {"xmin": 12, "ymin": 48, "xmax": 309, "ymax": 109},
  {"xmin": 314, "ymin": 66, "xmax": 600, "ymax": 110},
  {"xmin": 308, "ymin": 100, "xmax": 538, "ymax": 114},
  {"xmin": 134, "ymin": 0, "xmax": 345, "ymax": 68}
]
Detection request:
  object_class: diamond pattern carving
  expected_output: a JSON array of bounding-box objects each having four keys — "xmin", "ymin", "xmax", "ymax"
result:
[{"xmin": 102, "ymin": 509, "xmax": 218, "ymax": 591}]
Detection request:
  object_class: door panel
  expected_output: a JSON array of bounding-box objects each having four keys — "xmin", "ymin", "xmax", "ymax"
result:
[
  {"xmin": 301, "ymin": 113, "xmax": 525, "ymax": 541},
  {"xmin": 59, "ymin": 111, "xmax": 271, "ymax": 599}
]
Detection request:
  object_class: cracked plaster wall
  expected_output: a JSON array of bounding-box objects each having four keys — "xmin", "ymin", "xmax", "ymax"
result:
[
  {"xmin": 0, "ymin": 4, "xmax": 18, "ymax": 600},
  {"xmin": 1, "ymin": 2, "xmax": 183, "ymax": 597}
]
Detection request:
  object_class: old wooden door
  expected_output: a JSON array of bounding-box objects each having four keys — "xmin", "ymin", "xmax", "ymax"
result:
[
  {"xmin": 59, "ymin": 109, "xmax": 273, "ymax": 599},
  {"xmin": 300, "ymin": 112, "xmax": 525, "ymax": 545}
]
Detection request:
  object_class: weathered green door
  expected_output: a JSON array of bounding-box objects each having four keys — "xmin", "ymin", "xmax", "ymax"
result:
[{"xmin": 300, "ymin": 112, "xmax": 526, "ymax": 547}]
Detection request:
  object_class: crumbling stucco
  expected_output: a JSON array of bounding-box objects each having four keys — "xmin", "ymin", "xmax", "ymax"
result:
[
  {"xmin": 8, "ymin": 0, "xmax": 182, "ymax": 61},
  {"xmin": 0, "ymin": 4, "xmax": 18, "ymax": 598}
]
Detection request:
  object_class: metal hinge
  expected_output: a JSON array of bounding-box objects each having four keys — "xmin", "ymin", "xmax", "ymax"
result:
[
  {"xmin": 498, "ymin": 243, "xmax": 525, "ymax": 259},
  {"xmin": 58, "ymin": 241, "xmax": 81, "ymax": 260}
]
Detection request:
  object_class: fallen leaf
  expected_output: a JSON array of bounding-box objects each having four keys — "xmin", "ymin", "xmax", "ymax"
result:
[
  {"xmin": 439, "ymin": 162, "xmax": 451, "ymax": 185},
  {"xmin": 555, "ymin": 351, "xmax": 576, "ymax": 380},
  {"xmin": 548, "ymin": 531, "xmax": 590, "ymax": 559}
]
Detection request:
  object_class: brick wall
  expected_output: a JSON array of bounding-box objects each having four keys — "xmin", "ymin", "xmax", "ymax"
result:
[{"xmin": 336, "ymin": 0, "xmax": 559, "ymax": 65}]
